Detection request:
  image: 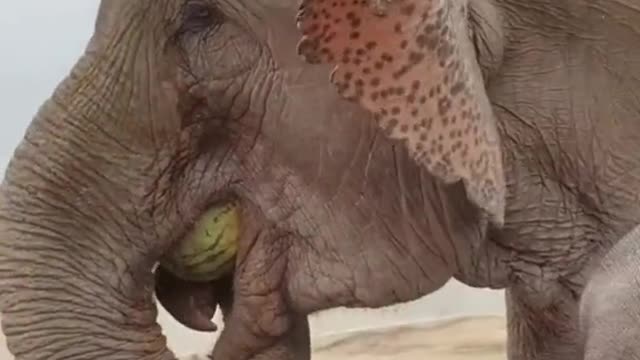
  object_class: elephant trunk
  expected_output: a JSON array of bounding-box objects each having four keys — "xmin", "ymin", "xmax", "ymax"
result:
[{"xmin": 0, "ymin": 38, "xmax": 180, "ymax": 360}]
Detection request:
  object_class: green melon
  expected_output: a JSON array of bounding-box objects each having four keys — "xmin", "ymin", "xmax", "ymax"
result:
[{"xmin": 160, "ymin": 200, "xmax": 240, "ymax": 282}]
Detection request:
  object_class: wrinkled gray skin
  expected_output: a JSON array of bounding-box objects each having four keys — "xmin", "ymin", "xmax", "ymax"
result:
[
  {"xmin": 581, "ymin": 224, "xmax": 640, "ymax": 359},
  {"xmin": 1, "ymin": 0, "xmax": 640, "ymax": 359}
]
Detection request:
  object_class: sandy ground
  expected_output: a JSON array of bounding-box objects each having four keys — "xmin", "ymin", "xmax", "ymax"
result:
[
  {"xmin": 0, "ymin": 315, "xmax": 507, "ymax": 360},
  {"xmin": 311, "ymin": 316, "xmax": 507, "ymax": 360}
]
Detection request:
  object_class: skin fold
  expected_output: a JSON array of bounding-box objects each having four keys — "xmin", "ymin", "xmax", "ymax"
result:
[{"xmin": 2, "ymin": 0, "xmax": 640, "ymax": 359}]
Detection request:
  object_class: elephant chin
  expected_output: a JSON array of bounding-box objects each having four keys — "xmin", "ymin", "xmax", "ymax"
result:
[{"xmin": 154, "ymin": 266, "xmax": 234, "ymax": 332}]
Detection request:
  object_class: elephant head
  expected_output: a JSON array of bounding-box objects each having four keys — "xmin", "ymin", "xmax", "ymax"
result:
[{"xmin": 0, "ymin": 0, "xmax": 505, "ymax": 359}]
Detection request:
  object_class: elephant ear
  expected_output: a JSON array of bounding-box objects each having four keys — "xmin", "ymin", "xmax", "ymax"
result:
[{"xmin": 296, "ymin": 0, "xmax": 505, "ymax": 225}]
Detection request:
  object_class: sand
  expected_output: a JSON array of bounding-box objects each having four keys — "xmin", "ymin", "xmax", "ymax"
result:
[
  {"xmin": 312, "ymin": 316, "xmax": 507, "ymax": 360},
  {"xmin": 0, "ymin": 315, "xmax": 508, "ymax": 360}
]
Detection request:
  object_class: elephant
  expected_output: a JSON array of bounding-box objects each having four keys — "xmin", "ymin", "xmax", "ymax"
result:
[{"xmin": 3, "ymin": 0, "xmax": 640, "ymax": 359}]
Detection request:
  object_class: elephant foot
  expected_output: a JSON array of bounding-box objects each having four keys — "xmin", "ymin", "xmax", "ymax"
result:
[{"xmin": 154, "ymin": 265, "xmax": 234, "ymax": 332}]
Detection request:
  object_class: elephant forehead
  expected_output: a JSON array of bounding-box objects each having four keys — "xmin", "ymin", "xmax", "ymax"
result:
[
  {"xmin": 97, "ymin": 0, "xmax": 181, "ymax": 18},
  {"xmin": 95, "ymin": 0, "xmax": 183, "ymax": 35},
  {"xmin": 260, "ymin": 0, "xmax": 300, "ymax": 8}
]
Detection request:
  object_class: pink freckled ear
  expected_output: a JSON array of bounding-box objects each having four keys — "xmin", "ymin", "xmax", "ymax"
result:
[{"xmin": 296, "ymin": 0, "xmax": 506, "ymax": 225}]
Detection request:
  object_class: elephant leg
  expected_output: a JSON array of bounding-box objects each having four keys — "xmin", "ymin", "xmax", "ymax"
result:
[
  {"xmin": 506, "ymin": 287, "xmax": 582, "ymax": 360},
  {"xmin": 580, "ymin": 225, "xmax": 640, "ymax": 360}
]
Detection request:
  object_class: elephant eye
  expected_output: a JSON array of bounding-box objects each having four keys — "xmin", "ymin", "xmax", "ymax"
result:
[{"xmin": 179, "ymin": 0, "xmax": 224, "ymax": 35}]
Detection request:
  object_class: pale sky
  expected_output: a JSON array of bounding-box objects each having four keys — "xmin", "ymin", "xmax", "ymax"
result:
[{"xmin": 0, "ymin": 1, "xmax": 100, "ymax": 174}]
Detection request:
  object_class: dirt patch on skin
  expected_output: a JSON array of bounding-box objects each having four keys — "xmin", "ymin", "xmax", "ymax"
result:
[{"xmin": 312, "ymin": 316, "xmax": 506, "ymax": 360}]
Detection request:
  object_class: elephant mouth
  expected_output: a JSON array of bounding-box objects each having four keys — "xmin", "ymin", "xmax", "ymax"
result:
[
  {"xmin": 153, "ymin": 195, "xmax": 241, "ymax": 332},
  {"xmin": 154, "ymin": 263, "xmax": 234, "ymax": 333}
]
